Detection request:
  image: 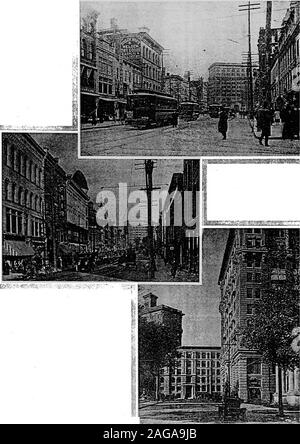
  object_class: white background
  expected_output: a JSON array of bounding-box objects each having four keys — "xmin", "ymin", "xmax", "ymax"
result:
[{"xmin": 0, "ymin": 0, "xmax": 299, "ymax": 424}]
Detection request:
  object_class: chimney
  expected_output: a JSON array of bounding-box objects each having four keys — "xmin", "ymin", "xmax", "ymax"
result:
[
  {"xmin": 143, "ymin": 293, "xmax": 158, "ymax": 308},
  {"xmin": 138, "ymin": 26, "xmax": 150, "ymax": 34},
  {"xmin": 111, "ymin": 18, "xmax": 118, "ymax": 30}
]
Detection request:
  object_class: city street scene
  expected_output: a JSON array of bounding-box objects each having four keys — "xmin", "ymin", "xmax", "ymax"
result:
[
  {"xmin": 2, "ymin": 133, "xmax": 199, "ymax": 282},
  {"xmin": 138, "ymin": 229, "xmax": 300, "ymax": 423},
  {"xmin": 80, "ymin": 1, "xmax": 299, "ymax": 157}
]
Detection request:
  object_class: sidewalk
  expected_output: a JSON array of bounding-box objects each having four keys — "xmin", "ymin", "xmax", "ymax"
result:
[
  {"xmin": 251, "ymin": 118, "xmax": 284, "ymax": 140},
  {"xmin": 81, "ymin": 120, "xmax": 123, "ymax": 131}
]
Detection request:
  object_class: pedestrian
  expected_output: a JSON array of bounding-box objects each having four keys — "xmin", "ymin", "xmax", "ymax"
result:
[
  {"xmin": 258, "ymin": 101, "xmax": 273, "ymax": 147},
  {"xmin": 290, "ymin": 104, "xmax": 299, "ymax": 141},
  {"xmin": 171, "ymin": 259, "xmax": 178, "ymax": 278},
  {"xmin": 218, "ymin": 106, "xmax": 229, "ymax": 140},
  {"xmin": 172, "ymin": 111, "xmax": 179, "ymax": 128}
]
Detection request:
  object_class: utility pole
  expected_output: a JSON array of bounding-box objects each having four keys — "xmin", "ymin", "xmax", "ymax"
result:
[
  {"xmin": 135, "ymin": 160, "xmax": 159, "ymax": 279},
  {"xmin": 145, "ymin": 160, "xmax": 155, "ymax": 279},
  {"xmin": 238, "ymin": 2, "xmax": 260, "ymax": 117}
]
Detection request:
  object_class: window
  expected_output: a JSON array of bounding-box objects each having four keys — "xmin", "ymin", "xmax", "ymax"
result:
[
  {"xmin": 255, "ymin": 273, "xmax": 261, "ymax": 283},
  {"xmin": 4, "ymin": 179, "xmax": 9, "ymax": 201},
  {"xmin": 255, "ymin": 288, "xmax": 261, "ymax": 299},
  {"xmin": 246, "ymin": 288, "xmax": 252, "ymax": 299},
  {"xmin": 247, "ymin": 304, "xmax": 254, "ymax": 315},
  {"xmin": 247, "ymin": 272, "xmax": 253, "ymax": 282}
]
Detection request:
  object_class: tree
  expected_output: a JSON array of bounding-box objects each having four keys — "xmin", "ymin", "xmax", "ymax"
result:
[
  {"xmin": 138, "ymin": 309, "xmax": 181, "ymax": 400},
  {"xmin": 242, "ymin": 231, "xmax": 299, "ymax": 416}
]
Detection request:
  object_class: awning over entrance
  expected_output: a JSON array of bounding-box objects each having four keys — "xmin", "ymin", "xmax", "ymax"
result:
[{"xmin": 3, "ymin": 240, "xmax": 35, "ymax": 257}]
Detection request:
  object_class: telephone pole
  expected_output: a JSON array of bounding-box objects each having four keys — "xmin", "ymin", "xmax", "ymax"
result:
[
  {"xmin": 238, "ymin": 2, "xmax": 260, "ymax": 117},
  {"xmin": 144, "ymin": 160, "xmax": 157, "ymax": 279}
]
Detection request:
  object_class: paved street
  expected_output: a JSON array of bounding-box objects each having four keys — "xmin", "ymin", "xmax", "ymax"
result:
[
  {"xmin": 4, "ymin": 257, "xmax": 199, "ymax": 282},
  {"xmin": 80, "ymin": 116, "xmax": 300, "ymax": 157},
  {"xmin": 139, "ymin": 401, "xmax": 300, "ymax": 424}
]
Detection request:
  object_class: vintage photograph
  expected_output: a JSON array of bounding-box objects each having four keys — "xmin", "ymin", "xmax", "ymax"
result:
[
  {"xmin": 138, "ymin": 228, "xmax": 300, "ymax": 423},
  {"xmin": 2, "ymin": 133, "xmax": 199, "ymax": 282},
  {"xmin": 80, "ymin": 1, "xmax": 299, "ymax": 157}
]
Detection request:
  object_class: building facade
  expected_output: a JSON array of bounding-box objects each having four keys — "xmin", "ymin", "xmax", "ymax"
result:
[
  {"xmin": 208, "ymin": 63, "xmax": 248, "ymax": 111},
  {"xmin": 80, "ymin": 10, "xmax": 99, "ymax": 119},
  {"xmin": 140, "ymin": 292, "xmax": 184, "ymax": 344},
  {"xmin": 2, "ymin": 134, "xmax": 46, "ymax": 272},
  {"xmin": 43, "ymin": 150, "xmax": 67, "ymax": 267},
  {"xmin": 218, "ymin": 229, "xmax": 299, "ymax": 405},
  {"xmin": 270, "ymin": 1, "xmax": 300, "ymax": 108},
  {"xmin": 159, "ymin": 346, "xmax": 222, "ymax": 400},
  {"xmin": 161, "ymin": 160, "xmax": 199, "ymax": 275},
  {"xmin": 66, "ymin": 171, "xmax": 90, "ymax": 254}
]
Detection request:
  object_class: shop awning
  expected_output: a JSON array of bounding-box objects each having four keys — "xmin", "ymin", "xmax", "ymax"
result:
[{"xmin": 3, "ymin": 240, "xmax": 35, "ymax": 257}]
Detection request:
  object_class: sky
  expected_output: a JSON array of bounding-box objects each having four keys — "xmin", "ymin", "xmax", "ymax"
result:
[
  {"xmin": 140, "ymin": 229, "xmax": 229, "ymax": 346},
  {"xmin": 81, "ymin": 0, "xmax": 290, "ymax": 80},
  {"xmin": 31, "ymin": 133, "xmax": 183, "ymax": 203}
]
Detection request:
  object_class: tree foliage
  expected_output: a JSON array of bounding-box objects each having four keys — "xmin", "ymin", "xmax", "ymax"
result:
[{"xmin": 138, "ymin": 307, "xmax": 181, "ymax": 397}]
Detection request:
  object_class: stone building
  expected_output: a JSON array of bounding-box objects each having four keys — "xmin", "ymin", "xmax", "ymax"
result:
[
  {"xmin": 159, "ymin": 346, "xmax": 222, "ymax": 400},
  {"xmin": 270, "ymin": 1, "xmax": 300, "ymax": 108},
  {"xmin": 208, "ymin": 62, "xmax": 248, "ymax": 111},
  {"xmin": 66, "ymin": 171, "xmax": 90, "ymax": 254},
  {"xmin": 2, "ymin": 134, "xmax": 46, "ymax": 273},
  {"xmin": 140, "ymin": 292, "xmax": 184, "ymax": 344},
  {"xmin": 218, "ymin": 229, "xmax": 299, "ymax": 405}
]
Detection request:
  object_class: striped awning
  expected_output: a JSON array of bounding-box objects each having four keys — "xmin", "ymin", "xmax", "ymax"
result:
[{"xmin": 3, "ymin": 240, "xmax": 35, "ymax": 257}]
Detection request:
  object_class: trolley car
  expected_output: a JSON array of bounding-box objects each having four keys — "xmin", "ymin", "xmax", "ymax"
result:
[
  {"xmin": 208, "ymin": 104, "xmax": 222, "ymax": 118},
  {"xmin": 126, "ymin": 91, "xmax": 178, "ymax": 129},
  {"xmin": 179, "ymin": 101, "xmax": 200, "ymax": 121}
]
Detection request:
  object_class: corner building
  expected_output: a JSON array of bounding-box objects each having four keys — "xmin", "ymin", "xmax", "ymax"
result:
[{"xmin": 218, "ymin": 229, "xmax": 275, "ymax": 404}]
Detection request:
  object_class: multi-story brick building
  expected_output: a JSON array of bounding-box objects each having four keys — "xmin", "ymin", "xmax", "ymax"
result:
[
  {"xmin": 161, "ymin": 160, "xmax": 199, "ymax": 274},
  {"xmin": 80, "ymin": 10, "xmax": 99, "ymax": 119},
  {"xmin": 101, "ymin": 24, "xmax": 163, "ymax": 92},
  {"xmin": 43, "ymin": 150, "xmax": 67, "ymax": 268},
  {"xmin": 208, "ymin": 63, "xmax": 248, "ymax": 111},
  {"xmin": 218, "ymin": 229, "xmax": 299, "ymax": 405},
  {"xmin": 159, "ymin": 346, "xmax": 222, "ymax": 400},
  {"xmin": 2, "ymin": 134, "xmax": 46, "ymax": 274},
  {"xmin": 66, "ymin": 171, "xmax": 90, "ymax": 254}
]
